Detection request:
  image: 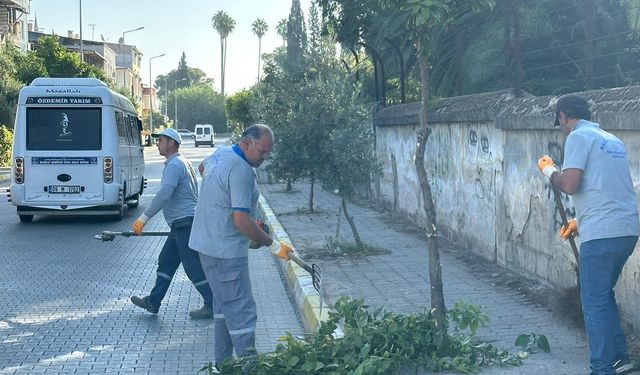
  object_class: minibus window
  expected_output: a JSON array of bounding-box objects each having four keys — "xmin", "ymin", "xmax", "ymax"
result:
[
  {"xmin": 123, "ymin": 115, "xmax": 132, "ymax": 145},
  {"xmin": 129, "ymin": 116, "xmax": 140, "ymax": 145},
  {"xmin": 115, "ymin": 111, "xmax": 127, "ymax": 144},
  {"xmin": 26, "ymin": 107, "xmax": 102, "ymax": 150}
]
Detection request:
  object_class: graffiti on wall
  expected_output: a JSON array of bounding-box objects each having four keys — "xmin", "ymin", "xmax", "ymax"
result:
[
  {"xmin": 429, "ymin": 129, "xmax": 452, "ymax": 178},
  {"xmin": 468, "ymin": 125, "xmax": 496, "ymax": 202}
]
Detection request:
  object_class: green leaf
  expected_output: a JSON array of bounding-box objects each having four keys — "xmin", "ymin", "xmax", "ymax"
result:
[{"xmin": 287, "ymin": 356, "xmax": 300, "ymax": 368}]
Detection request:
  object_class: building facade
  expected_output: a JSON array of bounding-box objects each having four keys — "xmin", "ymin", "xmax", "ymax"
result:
[
  {"xmin": 107, "ymin": 42, "xmax": 143, "ymax": 105},
  {"xmin": 0, "ymin": 0, "xmax": 30, "ymax": 51}
]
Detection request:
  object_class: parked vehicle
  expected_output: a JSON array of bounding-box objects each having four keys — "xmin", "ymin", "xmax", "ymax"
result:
[
  {"xmin": 9, "ymin": 77, "xmax": 145, "ymax": 222},
  {"xmin": 194, "ymin": 124, "xmax": 214, "ymax": 147},
  {"xmin": 177, "ymin": 128, "xmax": 194, "ymax": 139}
]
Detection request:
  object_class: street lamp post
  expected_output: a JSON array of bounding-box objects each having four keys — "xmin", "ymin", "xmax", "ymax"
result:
[
  {"xmin": 117, "ymin": 26, "xmax": 144, "ymax": 103},
  {"xmin": 163, "ymin": 76, "xmax": 168, "ymax": 118},
  {"xmin": 119, "ymin": 26, "xmax": 144, "ymax": 45},
  {"xmin": 79, "ymin": 0, "xmax": 84, "ymax": 62},
  {"xmin": 174, "ymin": 78, "xmax": 187, "ymax": 129},
  {"xmin": 148, "ymin": 53, "xmax": 166, "ymax": 133}
]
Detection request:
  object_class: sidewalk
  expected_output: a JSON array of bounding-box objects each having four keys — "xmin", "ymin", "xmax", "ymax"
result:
[{"xmin": 260, "ymin": 181, "xmax": 592, "ymax": 375}]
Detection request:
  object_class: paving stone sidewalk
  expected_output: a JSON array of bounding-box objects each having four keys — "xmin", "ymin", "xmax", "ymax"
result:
[{"xmin": 260, "ymin": 181, "xmax": 592, "ymax": 375}]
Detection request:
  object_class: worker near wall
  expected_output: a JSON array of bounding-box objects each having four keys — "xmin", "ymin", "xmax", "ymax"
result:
[{"xmin": 538, "ymin": 94, "xmax": 639, "ymax": 375}]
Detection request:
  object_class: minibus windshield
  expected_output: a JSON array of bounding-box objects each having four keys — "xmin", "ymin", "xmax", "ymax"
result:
[{"xmin": 26, "ymin": 107, "xmax": 102, "ymax": 150}]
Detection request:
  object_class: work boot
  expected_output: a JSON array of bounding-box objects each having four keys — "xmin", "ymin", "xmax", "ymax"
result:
[
  {"xmin": 131, "ymin": 295, "xmax": 159, "ymax": 314},
  {"xmin": 189, "ymin": 305, "xmax": 213, "ymax": 319}
]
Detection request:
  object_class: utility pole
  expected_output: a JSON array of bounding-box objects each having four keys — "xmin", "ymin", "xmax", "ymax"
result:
[
  {"xmin": 79, "ymin": 0, "xmax": 84, "ymax": 62},
  {"xmin": 88, "ymin": 23, "xmax": 96, "ymax": 40}
]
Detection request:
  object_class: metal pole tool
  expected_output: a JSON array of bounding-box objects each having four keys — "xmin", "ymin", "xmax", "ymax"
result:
[
  {"xmin": 274, "ymin": 245, "xmax": 324, "ymax": 316},
  {"xmin": 94, "ymin": 230, "xmax": 170, "ymax": 242}
]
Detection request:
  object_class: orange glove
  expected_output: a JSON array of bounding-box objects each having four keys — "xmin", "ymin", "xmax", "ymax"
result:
[
  {"xmin": 537, "ymin": 155, "xmax": 558, "ymax": 178},
  {"xmin": 267, "ymin": 238, "xmax": 294, "ymax": 260},
  {"xmin": 559, "ymin": 218, "xmax": 578, "ymax": 240},
  {"xmin": 132, "ymin": 214, "xmax": 149, "ymax": 235}
]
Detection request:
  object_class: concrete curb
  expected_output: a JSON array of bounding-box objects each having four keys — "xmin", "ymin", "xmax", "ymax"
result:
[
  {"xmin": 258, "ymin": 194, "xmax": 330, "ymax": 332},
  {"xmin": 0, "ymin": 173, "xmax": 10, "ymax": 183}
]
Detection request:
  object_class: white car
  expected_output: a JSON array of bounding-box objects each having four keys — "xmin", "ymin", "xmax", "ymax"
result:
[{"xmin": 176, "ymin": 128, "xmax": 195, "ymax": 139}]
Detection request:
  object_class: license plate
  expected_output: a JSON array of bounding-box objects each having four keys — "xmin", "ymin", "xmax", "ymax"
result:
[{"xmin": 49, "ymin": 185, "xmax": 81, "ymax": 194}]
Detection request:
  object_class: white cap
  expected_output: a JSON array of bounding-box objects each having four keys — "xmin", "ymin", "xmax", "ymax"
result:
[{"xmin": 152, "ymin": 128, "xmax": 182, "ymax": 144}]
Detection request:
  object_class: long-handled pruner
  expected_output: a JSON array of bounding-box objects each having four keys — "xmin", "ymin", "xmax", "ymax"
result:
[
  {"xmin": 551, "ymin": 186, "xmax": 580, "ymax": 275},
  {"xmin": 274, "ymin": 245, "xmax": 324, "ymax": 316},
  {"xmin": 94, "ymin": 230, "xmax": 170, "ymax": 242}
]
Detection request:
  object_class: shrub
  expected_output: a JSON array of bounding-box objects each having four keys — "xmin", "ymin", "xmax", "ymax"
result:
[
  {"xmin": 0, "ymin": 125, "xmax": 13, "ymax": 167},
  {"xmin": 203, "ymin": 297, "xmax": 524, "ymax": 375}
]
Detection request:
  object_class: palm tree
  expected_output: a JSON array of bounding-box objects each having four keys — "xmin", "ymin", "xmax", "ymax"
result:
[
  {"xmin": 251, "ymin": 18, "xmax": 269, "ymax": 80},
  {"xmin": 211, "ymin": 10, "xmax": 236, "ymax": 96},
  {"xmin": 276, "ymin": 18, "xmax": 287, "ymax": 46}
]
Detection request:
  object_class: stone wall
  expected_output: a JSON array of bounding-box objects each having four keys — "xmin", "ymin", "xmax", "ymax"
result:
[{"xmin": 373, "ymin": 86, "xmax": 640, "ymax": 330}]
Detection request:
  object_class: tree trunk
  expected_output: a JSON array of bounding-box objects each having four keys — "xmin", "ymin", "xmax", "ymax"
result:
[
  {"xmin": 220, "ymin": 36, "xmax": 225, "ymax": 96},
  {"xmin": 513, "ymin": 0, "xmax": 522, "ymax": 97},
  {"xmin": 341, "ymin": 197, "xmax": 364, "ymax": 251},
  {"xmin": 416, "ymin": 44, "xmax": 446, "ymax": 333},
  {"xmin": 393, "ymin": 45, "xmax": 406, "ymax": 103},
  {"xmin": 308, "ymin": 175, "xmax": 315, "ymax": 213},
  {"xmin": 584, "ymin": 0, "xmax": 594, "ymax": 89},
  {"xmin": 286, "ymin": 179, "xmax": 292, "ymax": 192},
  {"xmin": 258, "ymin": 37, "xmax": 262, "ymax": 81}
]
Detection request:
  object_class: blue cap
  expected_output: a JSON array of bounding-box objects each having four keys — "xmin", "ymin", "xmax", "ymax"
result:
[{"xmin": 152, "ymin": 128, "xmax": 182, "ymax": 144}]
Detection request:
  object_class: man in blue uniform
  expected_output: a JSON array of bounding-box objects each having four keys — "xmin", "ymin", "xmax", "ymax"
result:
[
  {"xmin": 189, "ymin": 124, "xmax": 292, "ymax": 366},
  {"xmin": 538, "ymin": 95, "xmax": 639, "ymax": 375},
  {"xmin": 130, "ymin": 128, "xmax": 213, "ymax": 319}
]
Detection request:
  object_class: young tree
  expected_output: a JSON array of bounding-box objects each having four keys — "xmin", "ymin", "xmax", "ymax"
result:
[
  {"xmin": 315, "ymin": 73, "xmax": 378, "ymax": 250},
  {"xmin": 212, "ymin": 10, "xmax": 236, "ymax": 96},
  {"xmin": 142, "ymin": 110, "xmax": 168, "ymax": 132},
  {"xmin": 384, "ymin": 0, "xmax": 495, "ymax": 332},
  {"xmin": 0, "ymin": 42, "xmax": 23, "ymax": 127},
  {"xmin": 225, "ymin": 89, "xmax": 255, "ymax": 132},
  {"xmin": 251, "ymin": 18, "xmax": 269, "ymax": 80}
]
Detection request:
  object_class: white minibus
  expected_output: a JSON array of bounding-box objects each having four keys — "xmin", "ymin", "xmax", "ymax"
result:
[
  {"xmin": 194, "ymin": 124, "xmax": 214, "ymax": 147},
  {"xmin": 9, "ymin": 78, "xmax": 145, "ymax": 222}
]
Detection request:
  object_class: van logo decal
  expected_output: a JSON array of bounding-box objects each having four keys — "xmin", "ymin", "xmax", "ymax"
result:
[{"xmin": 59, "ymin": 113, "xmax": 73, "ymax": 138}]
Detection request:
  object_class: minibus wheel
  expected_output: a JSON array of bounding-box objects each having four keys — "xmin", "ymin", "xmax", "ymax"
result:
[
  {"xmin": 18, "ymin": 214, "xmax": 33, "ymax": 223},
  {"xmin": 127, "ymin": 194, "xmax": 139, "ymax": 208}
]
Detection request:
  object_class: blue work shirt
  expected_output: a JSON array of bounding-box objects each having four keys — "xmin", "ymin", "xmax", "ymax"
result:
[
  {"xmin": 189, "ymin": 145, "xmax": 259, "ymax": 258},
  {"xmin": 143, "ymin": 152, "xmax": 198, "ymax": 226},
  {"xmin": 562, "ymin": 120, "xmax": 640, "ymax": 245}
]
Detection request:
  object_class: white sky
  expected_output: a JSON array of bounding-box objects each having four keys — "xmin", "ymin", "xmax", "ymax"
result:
[{"xmin": 29, "ymin": 0, "xmax": 311, "ymax": 94}]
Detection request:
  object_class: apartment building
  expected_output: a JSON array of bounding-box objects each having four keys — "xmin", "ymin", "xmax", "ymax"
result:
[
  {"xmin": 107, "ymin": 42, "xmax": 144, "ymax": 106},
  {"xmin": 0, "ymin": 0, "xmax": 30, "ymax": 51}
]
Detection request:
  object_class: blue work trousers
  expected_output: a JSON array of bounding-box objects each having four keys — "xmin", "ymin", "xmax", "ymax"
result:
[
  {"xmin": 199, "ymin": 254, "xmax": 257, "ymax": 366},
  {"xmin": 580, "ymin": 235, "xmax": 638, "ymax": 375},
  {"xmin": 148, "ymin": 219, "xmax": 213, "ymax": 309}
]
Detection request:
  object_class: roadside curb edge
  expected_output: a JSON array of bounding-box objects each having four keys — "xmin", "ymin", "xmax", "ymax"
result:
[{"xmin": 258, "ymin": 194, "xmax": 329, "ymax": 333}]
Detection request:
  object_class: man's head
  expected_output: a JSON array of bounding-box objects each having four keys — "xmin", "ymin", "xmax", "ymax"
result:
[
  {"xmin": 238, "ymin": 124, "xmax": 274, "ymax": 167},
  {"xmin": 554, "ymin": 94, "xmax": 591, "ymax": 134},
  {"xmin": 152, "ymin": 128, "xmax": 181, "ymax": 158}
]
